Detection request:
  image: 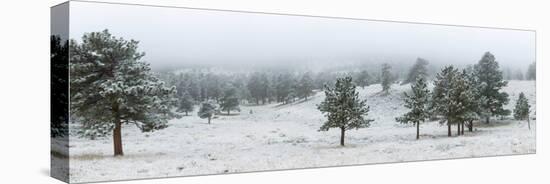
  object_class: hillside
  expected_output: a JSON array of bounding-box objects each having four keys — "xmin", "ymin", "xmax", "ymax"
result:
[{"xmin": 67, "ymin": 80, "xmax": 536, "ymax": 183}]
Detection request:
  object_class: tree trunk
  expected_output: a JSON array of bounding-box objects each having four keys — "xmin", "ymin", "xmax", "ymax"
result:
[
  {"xmin": 227, "ymin": 109, "xmax": 230, "ymax": 115},
  {"xmin": 485, "ymin": 116, "xmax": 490, "ymax": 124},
  {"xmin": 461, "ymin": 122, "xmax": 464, "ymax": 135},
  {"xmin": 340, "ymin": 127, "xmax": 345, "ymax": 146},
  {"xmin": 527, "ymin": 116, "xmax": 531, "ymax": 130},
  {"xmin": 468, "ymin": 120, "xmax": 473, "ymax": 132},
  {"xmin": 416, "ymin": 121, "xmax": 420, "ymax": 140},
  {"xmin": 113, "ymin": 120, "xmax": 123, "ymax": 156},
  {"xmin": 185, "ymin": 111, "xmax": 188, "ymax": 116},
  {"xmin": 208, "ymin": 116, "xmax": 211, "ymax": 124},
  {"xmin": 447, "ymin": 123, "xmax": 451, "ymax": 137},
  {"xmin": 456, "ymin": 122, "xmax": 460, "ymax": 136}
]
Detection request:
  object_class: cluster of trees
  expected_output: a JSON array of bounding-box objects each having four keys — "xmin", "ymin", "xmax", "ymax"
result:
[
  {"xmin": 317, "ymin": 52, "xmax": 533, "ymax": 146},
  {"xmin": 397, "ymin": 52, "xmax": 533, "ymax": 139},
  {"xmin": 503, "ymin": 62, "xmax": 536, "ymax": 81},
  {"xmin": 162, "ymin": 70, "xmax": 319, "ymax": 107}
]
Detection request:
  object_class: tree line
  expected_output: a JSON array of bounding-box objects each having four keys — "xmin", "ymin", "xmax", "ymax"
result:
[{"xmin": 63, "ymin": 30, "xmax": 535, "ymax": 155}]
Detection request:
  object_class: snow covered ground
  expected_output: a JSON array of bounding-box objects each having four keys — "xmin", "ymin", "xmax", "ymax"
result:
[{"xmin": 65, "ymin": 80, "xmax": 536, "ymax": 183}]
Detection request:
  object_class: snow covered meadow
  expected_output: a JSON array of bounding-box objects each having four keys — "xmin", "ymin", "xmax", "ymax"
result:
[
  {"xmin": 66, "ymin": 80, "xmax": 535, "ymax": 183},
  {"xmin": 54, "ymin": 3, "xmax": 536, "ymax": 183}
]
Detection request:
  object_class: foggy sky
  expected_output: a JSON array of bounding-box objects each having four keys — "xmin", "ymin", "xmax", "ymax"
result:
[{"xmin": 69, "ymin": 1, "xmax": 535, "ymax": 71}]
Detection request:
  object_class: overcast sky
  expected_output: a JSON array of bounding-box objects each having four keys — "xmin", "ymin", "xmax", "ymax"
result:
[{"xmin": 69, "ymin": 1, "xmax": 535, "ymax": 71}]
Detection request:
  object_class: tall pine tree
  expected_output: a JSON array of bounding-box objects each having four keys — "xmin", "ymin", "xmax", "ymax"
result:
[
  {"xmin": 70, "ymin": 30, "xmax": 178, "ymax": 156},
  {"xmin": 318, "ymin": 76, "xmax": 373, "ymax": 146},
  {"xmin": 463, "ymin": 66, "xmax": 481, "ymax": 132},
  {"xmin": 474, "ymin": 52, "xmax": 510, "ymax": 123},
  {"xmin": 396, "ymin": 77, "xmax": 430, "ymax": 139},
  {"xmin": 431, "ymin": 66, "xmax": 462, "ymax": 137}
]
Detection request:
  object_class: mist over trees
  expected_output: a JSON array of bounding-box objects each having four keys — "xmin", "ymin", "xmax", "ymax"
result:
[
  {"xmin": 526, "ymin": 62, "xmax": 536, "ymax": 80},
  {"xmin": 402, "ymin": 58, "xmax": 429, "ymax": 85},
  {"xmin": 63, "ymin": 26, "xmax": 536, "ymax": 163},
  {"xmin": 176, "ymin": 92, "xmax": 194, "ymax": 116},
  {"xmin": 380, "ymin": 63, "xmax": 394, "ymax": 93}
]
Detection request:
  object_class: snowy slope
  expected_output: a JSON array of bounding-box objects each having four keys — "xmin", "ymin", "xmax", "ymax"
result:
[{"xmin": 67, "ymin": 80, "xmax": 535, "ymax": 183}]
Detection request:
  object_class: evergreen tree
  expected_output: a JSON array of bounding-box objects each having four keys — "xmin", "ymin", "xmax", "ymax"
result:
[
  {"xmin": 355, "ymin": 70, "xmax": 371, "ymax": 88},
  {"xmin": 474, "ymin": 52, "xmax": 510, "ymax": 123},
  {"xmin": 298, "ymin": 72, "xmax": 315, "ymax": 100},
  {"xmin": 396, "ymin": 77, "xmax": 430, "ymax": 139},
  {"xmin": 514, "ymin": 92, "xmax": 531, "ymax": 129},
  {"xmin": 198, "ymin": 101, "xmax": 217, "ymax": 124},
  {"xmin": 259, "ymin": 73, "xmax": 271, "ymax": 104},
  {"xmin": 51, "ymin": 35, "xmax": 69, "ymax": 138},
  {"xmin": 70, "ymin": 30, "xmax": 177, "ymax": 156},
  {"xmin": 247, "ymin": 72, "xmax": 263, "ymax": 104},
  {"xmin": 402, "ymin": 58, "xmax": 429, "ymax": 85},
  {"xmin": 275, "ymin": 74, "xmax": 292, "ymax": 104},
  {"xmin": 219, "ymin": 87, "xmax": 240, "ymax": 115},
  {"xmin": 526, "ymin": 62, "xmax": 536, "ymax": 80},
  {"xmin": 381, "ymin": 63, "xmax": 393, "ymax": 93},
  {"xmin": 177, "ymin": 92, "xmax": 194, "ymax": 116},
  {"xmin": 463, "ymin": 66, "xmax": 481, "ymax": 132},
  {"xmin": 452, "ymin": 70, "xmax": 477, "ymax": 135},
  {"xmin": 431, "ymin": 66, "xmax": 467, "ymax": 137},
  {"xmin": 318, "ymin": 76, "xmax": 373, "ymax": 146}
]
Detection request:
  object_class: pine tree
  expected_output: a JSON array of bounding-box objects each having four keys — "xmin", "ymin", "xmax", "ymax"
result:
[
  {"xmin": 275, "ymin": 74, "xmax": 293, "ymax": 104},
  {"xmin": 219, "ymin": 87, "xmax": 240, "ymax": 115},
  {"xmin": 431, "ymin": 66, "xmax": 464, "ymax": 137},
  {"xmin": 51, "ymin": 35, "xmax": 69, "ymax": 138},
  {"xmin": 198, "ymin": 101, "xmax": 217, "ymax": 124},
  {"xmin": 402, "ymin": 58, "xmax": 429, "ymax": 85},
  {"xmin": 355, "ymin": 70, "xmax": 371, "ymax": 88},
  {"xmin": 463, "ymin": 66, "xmax": 481, "ymax": 132},
  {"xmin": 514, "ymin": 92, "xmax": 531, "ymax": 129},
  {"xmin": 381, "ymin": 63, "xmax": 393, "ymax": 93},
  {"xmin": 247, "ymin": 72, "xmax": 263, "ymax": 104},
  {"xmin": 526, "ymin": 62, "xmax": 536, "ymax": 80},
  {"xmin": 318, "ymin": 76, "xmax": 373, "ymax": 146},
  {"xmin": 452, "ymin": 70, "xmax": 476, "ymax": 135},
  {"xmin": 177, "ymin": 92, "xmax": 194, "ymax": 116},
  {"xmin": 396, "ymin": 77, "xmax": 430, "ymax": 139},
  {"xmin": 474, "ymin": 52, "xmax": 510, "ymax": 123},
  {"xmin": 259, "ymin": 73, "xmax": 271, "ymax": 104},
  {"xmin": 70, "ymin": 30, "xmax": 177, "ymax": 156},
  {"xmin": 298, "ymin": 72, "xmax": 315, "ymax": 100}
]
